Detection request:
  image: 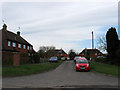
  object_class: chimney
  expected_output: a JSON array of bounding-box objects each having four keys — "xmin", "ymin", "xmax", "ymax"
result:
[
  {"xmin": 2, "ymin": 24, "xmax": 7, "ymax": 30},
  {"xmin": 17, "ymin": 31, "xmax": 20, "ymax": 36},
  {"xmin": 92, "ymin": 31, "xmax": 94, "ymax": 49}
]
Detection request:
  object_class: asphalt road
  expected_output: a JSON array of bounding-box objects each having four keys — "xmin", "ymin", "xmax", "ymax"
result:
[{"xmin": 2, "ymin": 60, "xmax": 118, "ymax": 88}]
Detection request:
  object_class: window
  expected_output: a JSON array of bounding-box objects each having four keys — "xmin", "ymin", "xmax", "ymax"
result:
[
  {"xmin": 30, "ymin": 46, "xmax": 32, "ymax": 50},
  {"xmin": 58, "ymin": 51, "xmax": 62, "ymax": 54},
  {"xmin": 18, "ymin": 44, "xmax": 21, "ymax": 48},
  {"xmin": 8, "ymin": 41, "xmax": 11, "ymax": 46},
  {"xmin": 12, "ymin": 42, "xmax": 16, "ymax": 47},
  {"xmin": 27, "ymin": 46, "xmax": 29, "ymax": 50},
  {"xmin": 23, "ymin": 45, "xmax": 26, "ymax": 49}
]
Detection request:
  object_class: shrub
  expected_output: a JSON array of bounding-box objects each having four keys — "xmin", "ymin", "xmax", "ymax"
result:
[
  {"xmin": 2, "ymin": 57, "xmax": 13, "ymax": 66},
  {"xmin": 94, "ymin": 57, "xmax": 107, "ymax": 64},
  {"xmin": 32, "ymin": 53, "xmax": 40, "ymax": 63}
]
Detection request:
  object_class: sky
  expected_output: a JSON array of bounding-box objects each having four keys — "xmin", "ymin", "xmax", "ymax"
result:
[{"xmin": 0, "ymin": 0, "xmax": 119, "ymax": 53}]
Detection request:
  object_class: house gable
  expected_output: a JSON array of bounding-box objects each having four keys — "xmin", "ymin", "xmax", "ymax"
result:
[
  {"xmin": 46, "ymin": 49, "xmax": 68, "ymax": 58},
  {"xmin": 1, "ymin": 24, "xmax": 34, "ymax": 53},
  {"xmin": 79, "ymin": 48, "xmax": 104, "ymax": 57}
]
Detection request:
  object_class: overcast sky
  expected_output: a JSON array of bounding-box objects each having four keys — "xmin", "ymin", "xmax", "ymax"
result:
[{"xmin": 0, "ymin": 0, "xmax": 119, "ymax": 53}]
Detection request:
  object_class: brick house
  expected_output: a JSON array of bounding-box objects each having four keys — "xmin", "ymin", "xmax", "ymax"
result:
[
  {"xmin": 0, "ymin": 24, "xmax": 35, "ymax": 66},
  {"xmin": 79, "ymin": 48, "xmax": 104, "ymax": 60},
  {"xmin": 46, "ymin": 49, "xmax": 68, "ymax": 60}
]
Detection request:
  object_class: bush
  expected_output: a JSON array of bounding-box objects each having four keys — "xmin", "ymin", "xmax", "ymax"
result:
[
  {"xmin": 32, "ymin": 53, "xmax": 40, "ymax": 63},
  {"xmin": 2, "ymin": 60, "xmax": 13, "ymax": 66},
  {"xmin": 40, "ymin": 58, "xmax": 49, "ymax": 63},
  {"xmin": 116, "ymin": 49, "xmax": 120, "ymax": 59},
  {"xmin": 94, "ymin": 57, "xmax": 107, "ymax": 64},
  {"xmin": 95, "ymin": 56, "xmax": 119, "ymax": 65},
  {"xmin": 116, "ymin": 49, "xmax": 120, "ymax": 65}
]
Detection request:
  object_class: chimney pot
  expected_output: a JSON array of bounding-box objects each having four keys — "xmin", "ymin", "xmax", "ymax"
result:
[
  {"xmin": 17, "ymin": 31, "xmax": 20, "ymax": 36},
  {"xmin": 2, "ymin": 24, "xmax": 7, "ymax": 30}
]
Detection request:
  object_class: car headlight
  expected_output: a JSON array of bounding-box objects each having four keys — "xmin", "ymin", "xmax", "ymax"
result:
[
  {"xmin": 76, "ymin": 64, "xmax": 79, "ymax": 67},
  {"xmin": 87, "ymin": 64, "xmax": 89, "ymax": 67}
]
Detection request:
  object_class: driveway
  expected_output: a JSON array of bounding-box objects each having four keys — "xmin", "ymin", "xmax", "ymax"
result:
[{"xmin": 2, "ymin": 60, "xmax": 118, "ymax": 88}]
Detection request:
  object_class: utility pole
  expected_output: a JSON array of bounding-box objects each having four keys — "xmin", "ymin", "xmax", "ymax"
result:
[{"xmin": 92, "ymin": 31, "xmax": 94, "ymax": 49}]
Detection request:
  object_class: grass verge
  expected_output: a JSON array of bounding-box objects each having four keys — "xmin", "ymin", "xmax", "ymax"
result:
[
  {"xmin": 2, "ymin": 60, "xmax": 64, "ymax": 77},
  {"xmin": 90, "ymin": 61, "xmax": 119, "ymax": 77}
]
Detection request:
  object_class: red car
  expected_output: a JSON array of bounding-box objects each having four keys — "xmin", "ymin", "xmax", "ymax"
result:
[{"xmin": 76, "ymin": 57, "xmax": 90, "ymax": 71}]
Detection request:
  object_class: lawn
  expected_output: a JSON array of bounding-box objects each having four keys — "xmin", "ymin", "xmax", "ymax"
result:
[
  {"xmin": 90, "ymin": 61, "xmax": 119, "ymax": 77},
  {"xmin": 2, "ymin": 60, "xmax": 64, "ymax": 77}
]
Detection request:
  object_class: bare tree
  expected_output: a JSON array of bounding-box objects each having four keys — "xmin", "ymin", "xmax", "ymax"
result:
[
  {"xmin": 38, "ymin": 46, "xmax": 56, "ymax": 58},
  {"xmin": 97, "ymin": 35, "xmax": 107, "ymax": 52},
  {"xmin": 39, "ymin": 46, "xmax": 56, "ymax": 53}
]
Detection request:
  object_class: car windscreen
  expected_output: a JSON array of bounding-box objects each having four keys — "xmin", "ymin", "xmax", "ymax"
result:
[
  {"xmin": 50, "ymin": 57, "xmax": 57, "ymax": 59},
  {"xmin": 75, "ymin": 57, "xmax": 80, "ymax": 60},
  {"xmin": 77, "ymin": 60, "xmax": 87, "ymax": 63}
]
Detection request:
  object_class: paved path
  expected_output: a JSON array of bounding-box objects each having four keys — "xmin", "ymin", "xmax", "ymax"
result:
[{"xmin": 2, "ymin": 60, "xmax": 118, "ymax": 88}]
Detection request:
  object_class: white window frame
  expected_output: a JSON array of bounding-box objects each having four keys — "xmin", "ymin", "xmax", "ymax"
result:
[
  {"xmin": 18, "ymin": 44, "xmax": 21, "ymax": 48},
  {"xmin": 30, "ymin": 46, "xmax": 32, "ymax": 50},
  {"xmin": 8, "ymin": 41, "xmax": 11, "ymax": 46},
  {"xmin": 23, "ymin": 45, "xmax": 26, "ymax": 49},
  {"xmin": 27, "ymin": 46, "xmax": 29, "ymax": 50},
  {"xmin": 12, "ymin": 42, "xmax": 16, "ymax": 47}
]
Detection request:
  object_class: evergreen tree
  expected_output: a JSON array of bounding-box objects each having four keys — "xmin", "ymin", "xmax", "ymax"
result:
[
  {"xmin": 106, "ymin": 27, "xmax": 119, "ymax": 64},
  {"xmin": 68, "ymin": 49, "xmax": 76, "ymax": 60}
]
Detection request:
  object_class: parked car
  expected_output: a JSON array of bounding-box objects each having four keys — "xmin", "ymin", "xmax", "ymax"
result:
[
  {"xmin": 49, "ymin": 57, "xmax": 58, "ymax": 63},
  {"xmin": 74, "ymin": 56, "xmax": 81, "ymax": 63},
  {"xmin": 97, "ymin": 56, "xmax": 106, "ymax": 59},
  {"xmin": 67, "ymin": 57, "xmax": 70, "ymax": 61},
  {"xmin": 61, "ymin": 57, "xmax": 65, "ymax": 60},
  {"xmin": 76, "ymin": 57, "xmax": 90, "ymax": 71}
]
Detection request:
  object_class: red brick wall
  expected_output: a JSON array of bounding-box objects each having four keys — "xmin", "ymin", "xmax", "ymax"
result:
[
  {"xmin": 13, "ymin": 52, "xmax": 20, "ymax": 66},
  {"xmin": 2, "ymin": 51, "xmax": 29, "ymax": 66},
  {"xmin": 2, "ymin": 51, "xmax": 13, "ymax": 62},
  {"xmin": 20, "ymin": 52, "xmax": 29, "ymax": 63}
]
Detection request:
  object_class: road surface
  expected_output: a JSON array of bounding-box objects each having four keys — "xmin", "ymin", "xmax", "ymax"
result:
[{"xmin": 2, "ymin": 60, "xmax": 118, "ymax": 88}]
